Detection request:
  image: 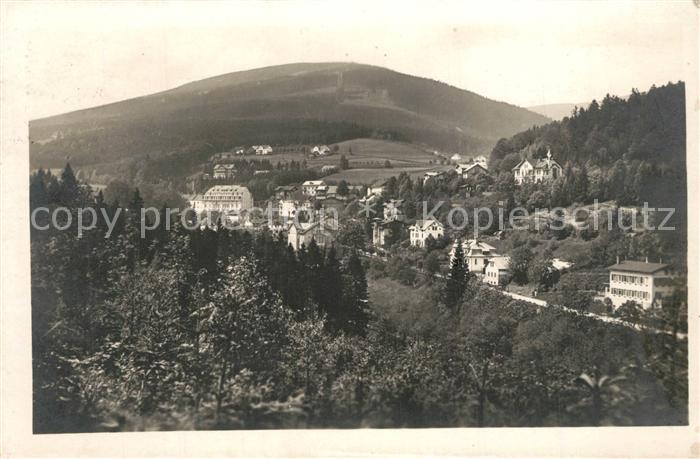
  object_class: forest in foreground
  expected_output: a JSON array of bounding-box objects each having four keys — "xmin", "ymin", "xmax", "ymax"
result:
[{"xmin": 31, "ymin": 166, "xmax": 688, "ymax": 432}]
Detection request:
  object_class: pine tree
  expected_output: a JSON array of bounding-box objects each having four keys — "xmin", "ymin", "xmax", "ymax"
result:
[
  {"xmin": 306, "ymin": 239, "xmax": 325, "ymax": 309},
  {"xmin": 59, "ymin": 163, "xmax": 81, "ymax": 206},
  {"xmin": 30, "ymin": 169, "xmax": 49, "ymax": 210},
  {"xmin": 444, "ymin": 240, "xmax": 469, "ymax": 309},
  {"xmin": 320, "ymin": 245, "xmax": 344, "ymax": 332},
  {"xmin": 342, "ymin": 252, "xmax": 370, "ymax": 335},
  {"xmin": 572, "ymin": 167, "xmax": 590, "ymax": 203},
  {"xmin": 123, "ymin": 188, "xmax": 145, "ymax": 272}
]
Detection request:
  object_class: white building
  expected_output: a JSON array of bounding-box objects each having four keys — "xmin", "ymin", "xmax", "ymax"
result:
[
  {"xmin": 212, "ymin": 164, "xmax": 237, "ymax": 179},
  {"xmin": 483, "ymin": 256, "xmax": 511, "ymax": 286},
  {"xmin": 366, "ymin": 180, "xmax": 386, "ymax": 197},
  {"xmin": 512, "ymin": 149, "xmax": 562, "ymax": 185},
  {"xmin": 409, "ymin": 219, "xmax": 444, "ymax": 248},
  {"xmin": 604, "ymin": 259, "xmax": 675, "ymax": 309},
  {"xmin": 552, "ymin": 258, "xmax": 573, "ymax": 271},
  {"xmin": 450, "ymin": 153, "xmax": 463, "ymax": 162},
  {"xmin": 450, "ymin": 239, "xmax": 499, "ymax": 275},
  {"xmin": 302, "ymin": 180, "xmax": 326, "ymax": 196},
  {"xmin": 423, "ymin": 171, "xmax": 443, "ymax": 184},
  {"xmin": 190, "ymin": 185, "xmax": 253, "ymax": 213},
  {"xmin": 383, "ymin": 199, "xmax": 404, "ymax": 221},
  {"xmin": 473, "ymin": 155, "xmax": 488, "ymax": 168},
  {"xmin": 278, "ymin": 200, "xmax": 298, "ymax": 218},
  {"xmin": 312, "ymin": 145, "xmax": 331, "ymax": 156},
  {"xmin": 253, "ymin": 145, "xmax": 273, "ymax": 155}
]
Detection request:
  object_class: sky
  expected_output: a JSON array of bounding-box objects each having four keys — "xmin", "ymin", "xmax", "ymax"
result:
[{"xmin": 5, "ymin": 0, "xmax": 697, "ymax": 120}]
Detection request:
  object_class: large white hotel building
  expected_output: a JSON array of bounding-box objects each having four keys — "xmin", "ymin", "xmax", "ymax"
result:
[{"xmin": 190, "ymin": 185, "xmax": 253, "ymax": 213}]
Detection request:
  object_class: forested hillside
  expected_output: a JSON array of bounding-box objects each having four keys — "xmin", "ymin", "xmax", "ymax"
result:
[
  {"xmin": 489, "ymin": 82, "xmax": 686, "ymax": 209},
  {"xmin": 491, "ymin": 82, "xmax": 685, "ymax": 169}
]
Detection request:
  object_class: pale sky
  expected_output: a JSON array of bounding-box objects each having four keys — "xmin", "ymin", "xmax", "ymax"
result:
[{"xmin": 4, "ymin": 0, "xmax": 697, "ymax": 120}]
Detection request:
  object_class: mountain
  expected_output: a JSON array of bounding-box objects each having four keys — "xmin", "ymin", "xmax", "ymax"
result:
[
  {"xmin": 29, "ymin": 62, "xmax": 549, "ymax": 176},
  {"xmin": 527, "ymin": 103, "xmax": 584, "ymax": 120}
]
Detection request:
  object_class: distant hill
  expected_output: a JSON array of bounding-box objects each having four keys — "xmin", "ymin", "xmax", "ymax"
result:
[
  {"xmin": 527, "ymin": 103, "xmax": 585, "ymax": 120},
  {"xmin": 29, "ymin": 62, "xmax": 548, "ymax": 177}
]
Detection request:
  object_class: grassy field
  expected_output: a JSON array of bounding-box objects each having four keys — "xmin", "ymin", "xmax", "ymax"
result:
[
  {"xmin": 331, "ymin": 138, "xmax": 438, "ymax": 164},
  {"xmin": 233, "ymin": 138, "xmax": 446, "ymax": 170},
  {"xmin": 324, "ymin": 166, "xmax": 449, "ymax": 185},
  {"xmin": 232, "ymin": 138, "xmax": 450, "ymax": 185}
]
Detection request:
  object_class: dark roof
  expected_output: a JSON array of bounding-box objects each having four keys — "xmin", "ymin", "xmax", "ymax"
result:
[
  {"xmin": 465, "ymin": 163, "xmax": 488, "ymax": 172},
  {"xmin": 511, "ymin": 159, "xmax": 528, "ymax": 170},
  {"xmin": 533, "ymin": 158, "xmax": 562, "ymax": 169},
  {"xmin": 607, "ymin": 260, "xmax": 669, "ymax": 274}
]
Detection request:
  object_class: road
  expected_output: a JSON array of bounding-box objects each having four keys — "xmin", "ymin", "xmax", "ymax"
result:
[{"xmin": 359, "ymin": 248, "xmax": 687, "ymax": 341}]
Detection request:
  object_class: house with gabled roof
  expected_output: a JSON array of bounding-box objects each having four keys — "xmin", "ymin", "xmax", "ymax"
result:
[
  {"xmin": 483, "ymin": 256, "xmax": 511, "ymax": 286},
  {"xmin": 604, "ymin": 258, "xmax": 675, "ymax": 309},
  {"xmin": 302, "ymin": 180, "xmax": 326, "ymax": 196},
  {"xmin": 423, "ymin": 171, "xmax": 444, "ymax": 184},
  {"xmin": 213, "ymin": 164, "xmax": 237, "ymax": 179},
  {"xmin": 312, "ymin": 145, "xmax": 332, "ymax": 156},
  {"xmin": 456, "ymin": 163, "xmax": 489, "ymax": 180},
  {"xmin": 450, "ymin": 239, "xmax": 499, "ymax": 275},
  {"xmin": 274, "ymin": 185, "xmax": 298, "ymax": 200},
  {"xmin": 383, "ymin": 199, "xmax": 404, "ymax": 221},
  {"xmin": 409, "ymin": 219, "xmax": 444, "ymax": 247},
  {"xmin": 254, "ymin": 145, "xmax": 273, "ymax": 155},
  {"xmin": 512, "ymin": 149, "xmax": 562, "ymax": 184},
  {"xmin": 287, "ymin": 219, "xmax": 337, "ymax": 251},
  {"xmin": 366, "ymin": 180, "xmax": 387, "ymax": 197}
]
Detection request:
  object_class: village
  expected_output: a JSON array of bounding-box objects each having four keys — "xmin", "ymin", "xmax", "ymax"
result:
[{"xmin": 186, "ymin": 143, "xmax": 680, "ymax": 316}]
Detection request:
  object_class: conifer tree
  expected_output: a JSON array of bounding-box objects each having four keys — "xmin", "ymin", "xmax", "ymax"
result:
[
  {"xmin": 30, "ymin": 170, "xmax": 49, "ymax": 210},
  {"xmin": 320, "ymin": 245, "xmax": 344, "ymax": 331},
  {"xmin": 59, "ymin": 163, "xmax": 81, "ymax": 206},
  {"xmin": 342, "ymin": 252, "xmax": 370, "ymax": 335},
  {"xmin": 443, "ymin": 240, "xmax": 469, "ymax": 309},
  {"xmin": 306, "ymin": 239, "xmax": 325, "ymax": 309},
  {"xmin": 123, "ymin": 188, "xmax": 145, "ymax": 272}
]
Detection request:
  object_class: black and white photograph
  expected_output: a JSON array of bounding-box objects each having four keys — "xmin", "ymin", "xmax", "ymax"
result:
[{"xmin": 1, "ymin": 0, "xmax": 698, "ymax": 457}]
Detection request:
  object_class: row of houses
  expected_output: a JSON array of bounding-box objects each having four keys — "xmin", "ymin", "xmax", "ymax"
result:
[
  {"xmin": 212, "ymin": 145, "xmax": 274, "ymax": 160},
  {"xmin": 210, "ymin": 144, "xmax": 336, "ymax": 162},
  {"xmin": 424, "ymin": 149, "xmax": 563, "ymax": 187}
]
